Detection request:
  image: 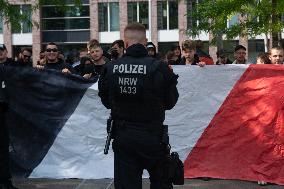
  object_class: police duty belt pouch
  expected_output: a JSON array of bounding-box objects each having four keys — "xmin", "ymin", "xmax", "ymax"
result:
[{"xmin": 162, "ymin": 151, "xmax": 184, "ymax": 185}]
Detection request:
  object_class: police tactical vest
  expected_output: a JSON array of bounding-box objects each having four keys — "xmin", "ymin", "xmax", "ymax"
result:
[
  {"xmin": 108, "ymin": 57, "xmax": 158, "ymax": 102},
  {"xmin": 106, "ymin": 55, "xmax": 167, "ymax": 124}
]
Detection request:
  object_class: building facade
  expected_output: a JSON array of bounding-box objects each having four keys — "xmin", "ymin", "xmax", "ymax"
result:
[{"xmin": 0, "ymin": 0, "xmax": 271, "ymax": 64}]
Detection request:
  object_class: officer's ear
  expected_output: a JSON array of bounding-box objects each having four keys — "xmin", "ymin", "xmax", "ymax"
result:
[
  {"xmin": 143, "ymin": 38, "xmax": 148, "ymax": 47},
  {"xmin": 124, "ymin": 40, "xmax": 129, "ymax": 49}
]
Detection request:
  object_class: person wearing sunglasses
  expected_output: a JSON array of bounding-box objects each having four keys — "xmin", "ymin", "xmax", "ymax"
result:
[
  {"xmin": 35, "ymin": 42, "xmax": 74, "ymax": 74},
  {"xmin": 16, "ymin": 48, "xmax": 32, "ymax": 67}
]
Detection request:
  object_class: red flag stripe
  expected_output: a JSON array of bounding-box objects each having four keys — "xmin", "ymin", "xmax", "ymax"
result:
[{"xmin": 184, "ymin": 64, "xmax": 284, "ymax": 185}]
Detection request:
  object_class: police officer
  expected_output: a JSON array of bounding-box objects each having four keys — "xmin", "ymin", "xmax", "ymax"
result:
[
  {"xmin": 98, "ymin": 23, "xmax": 179, "ymax": 189},
  {"xmin": 0, "ymin": 44, "xmax": 18, "ymax": 189}
]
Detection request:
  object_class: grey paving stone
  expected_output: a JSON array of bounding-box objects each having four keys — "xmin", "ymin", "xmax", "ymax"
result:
[{"xmin": 12, "ymin": 178, "xmax": 284, "ymax": 189}]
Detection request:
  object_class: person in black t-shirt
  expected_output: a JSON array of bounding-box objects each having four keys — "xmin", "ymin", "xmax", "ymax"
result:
[{"xmin": 35, "ymin": 42, "xmax": 74, "ymax": 74}]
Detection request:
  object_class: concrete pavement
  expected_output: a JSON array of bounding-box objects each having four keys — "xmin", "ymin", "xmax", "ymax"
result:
[{"xmin": 13, "ymin": 178, "xmax": 284, "ymax": 189}]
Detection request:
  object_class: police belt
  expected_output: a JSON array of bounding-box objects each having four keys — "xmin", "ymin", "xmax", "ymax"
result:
[{"xmin": 114, "ymin": 119, "xmax": 163, "ymax": 134}]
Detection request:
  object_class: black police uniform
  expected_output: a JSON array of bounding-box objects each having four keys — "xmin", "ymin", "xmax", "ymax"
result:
[
  {"xmin": 98, "ymin": 43, "xmax": 179, "ymax": 189},
  {"xmin": 0, "ymin": 59, "xmax": 18, "ymax": 189}
]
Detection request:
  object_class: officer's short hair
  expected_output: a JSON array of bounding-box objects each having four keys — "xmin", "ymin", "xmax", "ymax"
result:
[
  {"xmin": 124, "ymin": 23, "xmax": 146, "ymax": 44},
  {"xmin": 182, "ymin": 40, "xmax": 196, "ymax": 51},
  {"xmin": 124, "ymin": 22, "xmax": 146, "ymax": 33}
]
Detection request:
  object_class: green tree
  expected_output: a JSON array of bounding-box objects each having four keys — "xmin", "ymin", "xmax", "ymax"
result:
[{"xmin": 187, "ymin": 0, "xmax": 284, "ymax": 50}]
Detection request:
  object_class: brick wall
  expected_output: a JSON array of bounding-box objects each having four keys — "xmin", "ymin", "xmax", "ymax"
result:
[
  {"xmin": 2, "ymin": 0, "xmax": 251, "ymax": 62},
  {"xmin": 119, "ymin": 0, "xmax": 128, "ymax": 40},
  {"xmin": 178, "ymin": 0, "xmax": 187, "ymax": 46},
  {"xmin": 3, "ymin": 18, "xmax": 12, "ymax": 58},
  {"xmin": 90, "ymin": 0, "xmax": 99, "ymax": 40},
  {"xmin": 31, "ymin": 0, "xmax": 41, "ymax": 65}
]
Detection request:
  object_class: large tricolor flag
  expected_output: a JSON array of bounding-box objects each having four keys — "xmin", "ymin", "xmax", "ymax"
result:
[{"xmin": 1, "ymin": 64, "xmax": 284, "ymax": 185}]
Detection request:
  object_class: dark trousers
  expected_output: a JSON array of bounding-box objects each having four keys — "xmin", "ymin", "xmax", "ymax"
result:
[
  {"xmin": 0, "ymin": 103, "xmax": 11, "ymax": 184},
  {"xmin": 113, "ymin": 126, "xmax": 172, "ymax": 189}
]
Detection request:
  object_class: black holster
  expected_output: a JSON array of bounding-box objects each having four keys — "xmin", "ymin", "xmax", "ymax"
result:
[
  {"xmin": 160, "ymin": 125, "xmax": 184, "ymax": 185},
  {"xmin": 104, "ymin": 116, "xmax": 115, "ymax": 155}
]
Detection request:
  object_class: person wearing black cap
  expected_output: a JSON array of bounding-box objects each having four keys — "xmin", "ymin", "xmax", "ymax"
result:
[
  {"xmin": 232, "ymin": 45, "xmax": 250, "ymax": 64},
  {"xmin": 0, "ymin": 44, "xmax": 19, "ymax": 189},
  {"xmin": 146, "ymin": 42, "xmax": 160, "ymax": 59}
]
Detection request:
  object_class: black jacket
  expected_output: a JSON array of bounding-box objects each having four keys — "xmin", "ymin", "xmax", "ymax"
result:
[
  {"xmin": 98, "ymin": 44, "xmax": 179, "ymax": 125},
  {"xmin": 0, "ymin": 58, "xmax": 15, "ymax": 103},
  {"xmin": 44, "ymin": 59, "xmax": 75, "ymax": 73},
  {"xmin": 15, "ymin": 60, "xmax": 33, "ymax": 67}
]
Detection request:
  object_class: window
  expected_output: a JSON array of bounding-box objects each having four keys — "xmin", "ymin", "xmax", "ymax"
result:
[
  {"xmin": 157, "ymin": 0, "xmax": 178, "ymax": 30},
  {"xmin": 157, "ymin": 1, "xmax": 167, "ymax": 30},
  {"xmin": 42, "ymin": 18, "xmax": 90, "ymax": 30},
  {"xmin": 42, "ymin": 31, "xmax": 90, "ymax": 42},
  {"xmin": 12, "ymin": 5, "xmax": 32, "ymax": 34},
  {"xmin": 41, "ymin": 2, "xmax": 90, "ymax": 43},
  {"xmin": 42, "ymin": 0, "xmax": 89, "ymax": 5},
  {"xmin": 187, "ymin": 0, "xmax": 207, "ymax": 29},
  {"xmin": 42, "ymin": 6, "xmax": 90, "ymax": 18},
  {"xmin": 98, "ymin": 2, "xmax": 119, "ymax": 32},
  {"xmin": 187, "ymin": 0, "xmax": 197, "ymax": 29},
  {"xmin": 168, "ymin": 1, "xmax": 178, "ymax": 29},
  {"xmin": 127, "ymin": 2, "xmax": 149, "ymax": 29},
  {"xmin": 248, "ymin": 39, "xmax": 265, "ymax": 63},
  {"xmin": 41, "ymin": 5, "xmax": 90, "ymax": 31}
]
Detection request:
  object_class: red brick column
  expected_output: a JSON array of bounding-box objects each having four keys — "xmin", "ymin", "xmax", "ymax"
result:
[
  {"xmin": 32, "ymin": 0, "xmax": 41, "ymax": 66},
  {"xmin": 3, "ymin": 19, "xmax": 12, "ymax": 58},
  {"xmin": 150, "ymin": 0, "xmax": 158, "ymax": 50},
  {"xmin": 90, "ymin": 0, "xmax": 99, "ymax": 41},
  {"xmin": 178, "ymin": 0, "xmax": 187, "ymax": 46},
  {"xmin": 119, "ymin": 0, "xmax": 128, "ymax": 39},
  {"xmin": 209, "ymin": 32, "xmax": 217, "ymax": 64}
]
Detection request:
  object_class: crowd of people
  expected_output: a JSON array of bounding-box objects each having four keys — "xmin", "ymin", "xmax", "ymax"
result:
[
  {"xmin": 6, "ymin": 38, "xmax": 284, "ymax": 79},
  {"xmin": 9, "ymin": 36, "xmax": 284, "ymax": 92}
]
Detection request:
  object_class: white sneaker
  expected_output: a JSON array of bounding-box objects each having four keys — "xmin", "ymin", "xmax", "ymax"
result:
[{"xmin": 257, "ymin": 181, "xmax": 267, "ymax": 186}]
